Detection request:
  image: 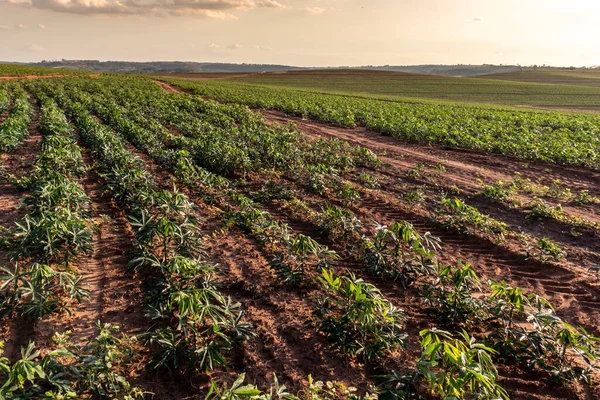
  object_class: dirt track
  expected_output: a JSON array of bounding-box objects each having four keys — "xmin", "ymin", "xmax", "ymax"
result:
[
  {"xmin": 0, "ymin": 74, "xmax": 67, "ymax": 81},
  {"xmin": 153, "ymin": 80, "xmax": 183, "ymax": 94}
]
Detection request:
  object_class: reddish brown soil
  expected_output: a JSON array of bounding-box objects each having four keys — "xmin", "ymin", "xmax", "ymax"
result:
[
  {"xmin": 70, "ymin": 150, "xmax": 145, "ymax": 344},
  {"xmin": 153, "ymin": 80, "xmax": 183, "ymax": 94},
  {"xmin": 204, "ymin": 226, "xmax": 372, "ymax": 391},
  {"xmin": 0, "ymin": 74, "xmax": 67, "ymax": 81},
  {"xmin": 0, "ymin": 97, "xmax": 41, "ymax": 360},
  {"xmin": 0, "ymin": 110, "xmax": 9, "ymax": 124}
]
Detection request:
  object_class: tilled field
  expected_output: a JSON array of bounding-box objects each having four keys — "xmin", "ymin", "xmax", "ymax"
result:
[{"xmin": 0, "ymin": 75, "xmax": 599, "ymax": 399}]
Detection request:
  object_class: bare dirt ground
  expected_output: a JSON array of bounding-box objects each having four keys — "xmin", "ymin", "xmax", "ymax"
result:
[
  {"xmin": 0, "ymin": 74, "xmax": 67, "ymax": 81},
  {"xmin": 67, "ymin": 149, "xmax": 145, "ymax": 345},
  {"xmin": 154, "ymin": 80, "xmax": 183, "ymax": 94},
  {"xmin": 0, "ymin": 109, "xmax": 9, "ymax": 124}
]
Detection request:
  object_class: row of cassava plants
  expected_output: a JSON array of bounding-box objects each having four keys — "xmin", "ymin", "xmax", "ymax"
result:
[
  {"xmin": 0, "ymin": 83, "xmax": 10, "ymax": 115},
  {"xmin": 0, "ymin": 323, "xmax": 145, "ymax": 398},
  {"xmin": 0, "ymin": 85, "xmax": 33, "ymax": 153},
  {"xmin": 48, "ymin": 80, "xmax": 342, "ymax": 288},
  {"xmin": 0, "ymin": 94, "xmax": 91, "ymax": 319},
  {"xmin": 65, "ymin": 76, "xmax": 380, "ymax": 178},
  {"xmin": 0, "ymin": 88, "xmax": 145, "ymax": 398}
]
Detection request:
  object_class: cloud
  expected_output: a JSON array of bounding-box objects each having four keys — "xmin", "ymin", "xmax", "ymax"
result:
[
  {"xmin": 1, "ymin": 0, "xmax": 285, "ymax": 17},
  {"xmin": 254, "ymin": 45, "xmax": 272, "ymax": 51},
  {"xmin": 472, "ymin": 17, "xmax": 483, "ymax": 21},
  {"xmin": 0, "ymin": 25, "xmax": 10, "ymax": 30},
  {"xmin": 258, "ymin": 0, "xmax": 285, "ymax": 8},
  {"xmin": 24, "ymin": 43, "xmax": 45, "ymax": 52},
  {"xmin": 16, "ymin": 23, "xmax": 27, "ymax": 28},
  {"xmin": 208, "ymin": 43, "xmax": 221, "ymax": 50},
  {"xmin": 227, "ymin": 43, "xmax": 243, "ymax": 50},
  {"xmin": 38, "ymin": 23, "xmax": 46, "ymax": 28},
  {"xmin": 298, "ymin": 6, "xmax": 325, "ymax": 15}
]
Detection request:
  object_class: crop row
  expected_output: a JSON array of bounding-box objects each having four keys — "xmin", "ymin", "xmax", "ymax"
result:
[
  {"xmin": 0, "ymin": 86, "xmax": 33, "ymax": 153},
  {"xmin": 167, "ymin": 79, "xmax": 600, "ymax": 170},
  {"xmin": 0, "ymin": 93, "xmax": 91, "ymax": 319},
  {"xmin": 0, "ymin": 83, "xmax": 10, "ymax": 115}
]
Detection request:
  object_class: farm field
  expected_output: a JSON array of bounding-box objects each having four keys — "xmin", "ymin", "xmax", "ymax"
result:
[
  {"xmin": 480, "ymin": 69, "xmax": 600, "ymax": 88},
  {"xmin": 0, "ymin": 64, "xmax": 88, "ymax": 79},
  {"xmin": 158, "ymin": 69, "xmax": 600, "ymax": 109},
  {"xmin": 165, "ymin": 76, "xmax": 600, "ymax": 169},
  {"xmin": 1, "ymin": 66, "xmax": 600, "ymax": 399}
]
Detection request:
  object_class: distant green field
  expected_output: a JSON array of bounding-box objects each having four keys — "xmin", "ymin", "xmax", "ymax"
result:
[
  {"xmin": 480, "ymin": 69, "xmax": 600, "ymax": 88},
  {"xmin": 211, "ymin": 70, "xmax": 600, "ymax": 108},
  {"xmin": 0, "ymin": 63, "xmax": 90, "ymax": 77}
]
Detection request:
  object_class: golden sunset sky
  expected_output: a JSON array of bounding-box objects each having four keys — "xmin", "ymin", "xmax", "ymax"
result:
[{"xmin": 0, "ymin": 0, "xmax": 598, "ymax": 66}]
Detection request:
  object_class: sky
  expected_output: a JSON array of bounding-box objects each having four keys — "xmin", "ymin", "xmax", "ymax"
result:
[{"xmin": 0, "ymin": 0, "xmax": 599, "ymax": 66}]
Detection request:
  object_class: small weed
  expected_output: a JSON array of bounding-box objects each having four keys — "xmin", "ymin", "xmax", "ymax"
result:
[
  {"xmin": 525, "ymin": 237, "xmax": 565, "ymax": 263},
  {"xmin": 358, "ymin": 172, "xmax": 380, "ymax": 189}
]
